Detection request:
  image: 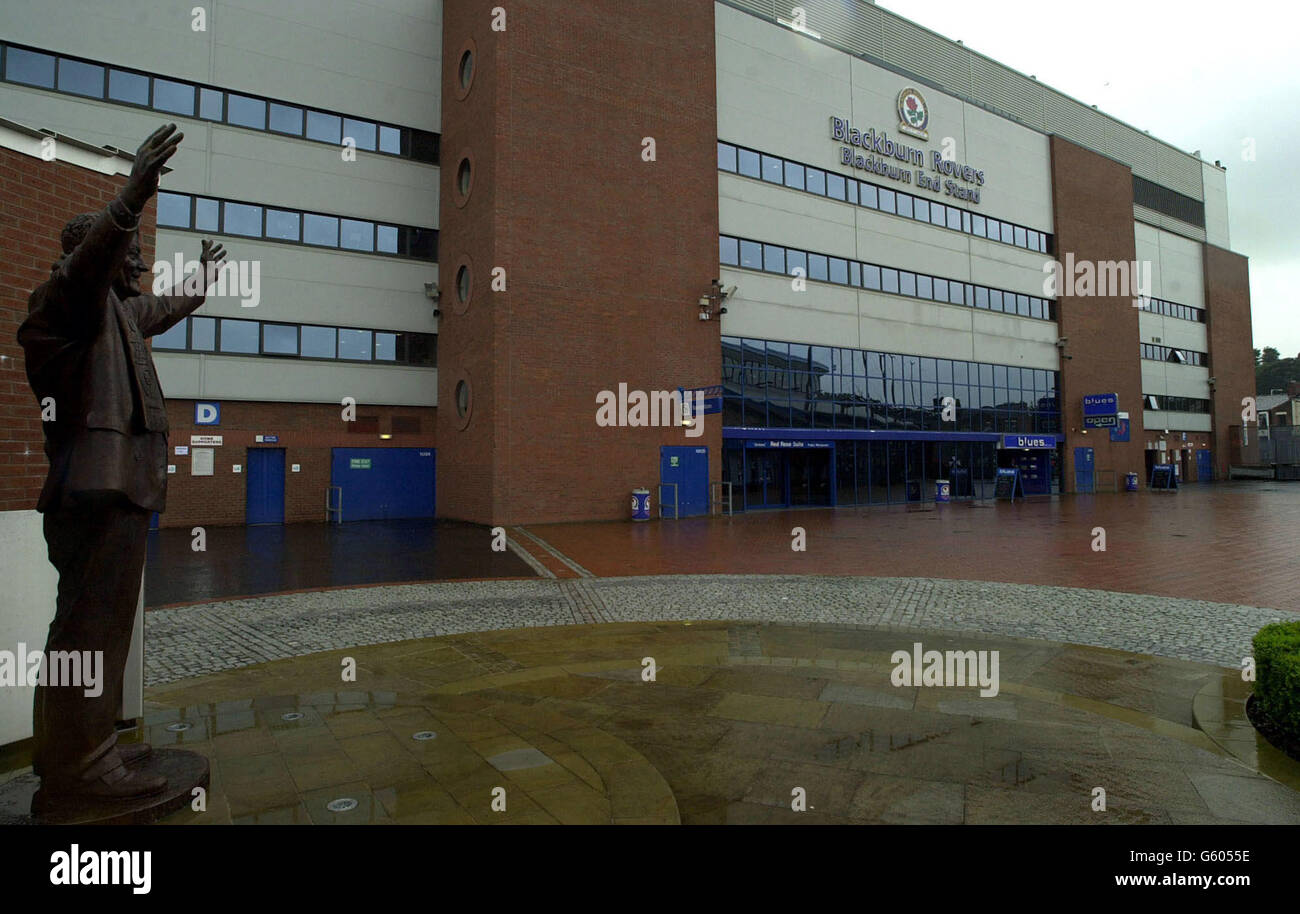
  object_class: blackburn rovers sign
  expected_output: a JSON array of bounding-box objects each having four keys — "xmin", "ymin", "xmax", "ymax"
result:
[{"xmin": 830, "ymin": 86, "xmax": 987, "ymax": 204}]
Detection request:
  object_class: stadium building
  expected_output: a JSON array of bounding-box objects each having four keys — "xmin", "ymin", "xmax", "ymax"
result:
[{"xmin": 0, "ymin": 0, "xmax": 1254, "ymax": 528}]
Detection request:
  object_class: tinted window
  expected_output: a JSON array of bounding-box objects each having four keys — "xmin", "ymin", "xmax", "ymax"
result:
[
  {"xmin": 227, "ymin": 94, "xmax": 266, "ymax": 129},
  {"xmin": 916, "ymin": 275, "xmax": 933, "ymax": 299},
  {"xmin": 306, "ymin": 111, "xmax": 342, "ymax": 144},
  {"xmin": 720, "ymin": 236, "xmax": 739, "ymax": 265},
  {"xmin": 191, "ymin": 316, "xmax": 216, "ymax": 351},
  {"xmin": 339, "ymin": 328, "xmax": 372, "ymax": 360},
  {"xmin": 343, "ymin": 118, "xmax": 376, "ymax": 151},
  {"xmin": 786, "ymin": 250, "xmax": 807, "ymax": 277},
  {"xmin": 301, "ymin": 325, "xmax": 336, "ymax": 358},
  {"xmin": 57, "ymin": 58, "xmax": 104, "ymax": 97},
  {"xmin": 808, "ymin": 254, "xmax": 828, "ymax": 282},
  {"xmin": 863, "ymin": 265, "xmax": 881, "ymax": 290},
  {"xmin": 262, "ymin": 324, "xmax": 298, "ymax": 354},
  {"xmin": 378, "ymin": 125, "xmax": 401, "ymax": 154},
  {"xmin": 152, "ymin": 318, "xmax": 187, "ymax": 350},
  {"xmin": 878, "ymin": 189, "xmax": 896, "ymax": 214},
  {"xmin": 739, "ymin": 240, "xmax": 761, "ymax": 269},
  {"xmin": 376, "ymin": 225, "xmax": 398, "ymax": 254},
  {"xmin": 304, "ymin": 214, "xmax": 339, "ymax": 247},
  {"xmin": 219, "ymin": 319, "xmax": 259, "ymax": 353},
  {"xmin": 947, "ymin": 208, "xmax": 962, "ymax": 231},
  {"xmin": 339, "ymin": 219, "xmax": 374, "ymax": 251},
  {"xmin": 375, "ymin": 332, "xmax": 397, "ymax": 361},
  {"xmin": 826, "ymin": 172, "xmax": 844, "ymax": 200},
  {"xmin": 108, "ymin": 68, "xmax": 149, "ymax": 105},
  {"xmin": 199, "ymin": 87, "xmax": 223, "ymax": 120},
  {"xmin": 5, "ymin": 48, "xmax": 56, "ymax": 87},
  {"xmin": 899, "ymin": 271, "xmax": 916, "ymax": 296},
  {"xmin": 763, "ymin": 244, "xmax": 785, "ymax": 273},
  {"xmin": 268, "ymin": 103, "xmax": 303, "ymax": 135},
  {"xmin": 882, "ymin": 268, "xmax": 899, "ymax": 294},
  {"xmin": 783, "ymin": 161, "xmax": 805, "ymax": 190},
  {"xmin": 860, "ymin": 183, "xmax": 877, "ymax": 209},
  {"xmin": 914, "ymin": 198, "xmax": 929, "ymax": 222},
  {"xmin": 157, "ymin": 192, "xmax": 190, "ymax": 227},
  {"xmin": 223, "ymin": 202, "xmax": 263, "ymax": 236},
  {"xmin": 265, "ymin": 209, "xmax": 300, "ymax": 241},
  {"xmin": 930, "ymin": 204, "xmax": 946, "ymax": 227},
  {"xmin": 152, "ymin": 78, "xmax": 194, "ymax": 115},
  {"xmin": 829, "ymin": 258, "xmax": 848, "ymax": 285},
  {"xmin": 896, "ymin": 195, "xmax": 913, "ymax": 219},
  {"xmin": 718, "ymin": 142, "xmax": 737, "ymax": 172},
  {"xmin": 761, "ymin": 154, "xmax": 782, "ymax": 183},
  {"xmin": 194, "ymin": 197, "xmax": 220, "ymax": 231},
  {"xmin": 807, "ymin": 168, "xmax": 826, "ymax": 196},
  {"xmin": 738, "ymin": 148, "xmax": 760, "ymax": 178}
]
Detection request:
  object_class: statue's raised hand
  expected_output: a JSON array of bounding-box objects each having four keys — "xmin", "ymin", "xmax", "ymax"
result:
[{"xmin": 121, "ymin": 124, "xmax": 184, "ymax": 215}]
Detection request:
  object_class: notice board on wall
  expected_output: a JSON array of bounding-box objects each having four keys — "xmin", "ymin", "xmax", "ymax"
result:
[{"xmin": 191, "ymin": 447, "xmax": 214, "ymax": 476}]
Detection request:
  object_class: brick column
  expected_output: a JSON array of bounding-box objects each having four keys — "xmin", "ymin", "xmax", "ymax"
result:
[
  {"xmin": 1203, "ymin": 244, "xmax": 1254, "ymax": 480},
  {"xmin": 438, "ymin": 0, "xmax": 721, "ymax": 524},
  {"xmin": 1048, "ymin": 136, "xmax": 1146, "ymax": 490}
]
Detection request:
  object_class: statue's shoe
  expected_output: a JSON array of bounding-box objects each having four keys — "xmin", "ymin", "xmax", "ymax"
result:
[
  {"xmin": 32, "ymin": 765, "xmax": 167, "ymax": 815},
  {"xmin": 118, "ymin": 742, "xmax": 152, "ymax": 766}
]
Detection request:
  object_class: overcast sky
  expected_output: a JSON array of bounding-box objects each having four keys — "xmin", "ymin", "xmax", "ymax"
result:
[{"xmin": 880, "ymin": 0, "xmax": 1299, "ymax": 357}]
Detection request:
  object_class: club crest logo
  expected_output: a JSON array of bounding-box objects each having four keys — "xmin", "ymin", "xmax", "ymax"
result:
[{"xmin": 897, "ymin": 87, "xmax": 929, "ymax": 140}]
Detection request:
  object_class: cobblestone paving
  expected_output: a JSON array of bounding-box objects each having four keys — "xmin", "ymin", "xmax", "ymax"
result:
[{"xmin": 144, "ymin": 575, "xmax": 1291, "ymax": 686}]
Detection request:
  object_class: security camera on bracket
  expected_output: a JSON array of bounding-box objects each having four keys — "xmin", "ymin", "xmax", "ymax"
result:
[
  {"xmin": 424, "ymin": 281, "xmax": 441, "ymax": 317},
  {"xmin": 1055, "ymin": 336, "xmax": 1072, "ymax": 360}
]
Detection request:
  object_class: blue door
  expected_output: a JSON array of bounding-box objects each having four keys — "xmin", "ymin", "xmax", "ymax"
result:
[
  {"xmin": 1073, "ymin": 447, "xmax": 1095, "ymax": 493},
  {"xmin": 246, "ymin": 448, "xmax": 286, "ymax": 525},
  {"xmin": 330, "ymin": 448, "xmax": 435, "ymax": 521},
  {"xmin": 1196, "ymin": 449, "xmax": 1213, "ymax": 482},
  {"xmin": 660, "ymin": 446, "xmax": 709, "ymax": 517}
]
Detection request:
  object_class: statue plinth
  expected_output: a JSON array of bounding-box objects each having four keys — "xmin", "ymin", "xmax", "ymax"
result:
[{"xmin": 0, "ymin": 749, "xmax": 210, "ymax": 825}]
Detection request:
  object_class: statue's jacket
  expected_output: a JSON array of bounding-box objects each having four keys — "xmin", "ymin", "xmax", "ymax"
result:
[{"xmin": 18, "ymin": 206, "xmax": 199, "ymax": 514}]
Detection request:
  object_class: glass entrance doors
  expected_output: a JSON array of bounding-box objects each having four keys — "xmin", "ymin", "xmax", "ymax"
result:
[{"xmin": 742, "ymin": 447, "xmax": 831, "ymax": 509}]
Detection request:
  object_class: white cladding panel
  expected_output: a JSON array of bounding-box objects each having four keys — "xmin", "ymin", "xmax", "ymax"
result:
[
  {"xmin": 2, "ymin": 0, "xmax": 442, "ymax": 131},
  {"xmin": 155, "ymin": 354, "xmax": 436, "ymax": 407},
  {"xmin": 1201, "ymin": 163, "xmax": 1231, "ymax": 249},
  {"xmin": 1144, "ymin": 411, "xmax": 1212, "ymax": 434},
  {"xmin": 716, "ymin": 5, "xmax": 1053, "ymax": 234}
]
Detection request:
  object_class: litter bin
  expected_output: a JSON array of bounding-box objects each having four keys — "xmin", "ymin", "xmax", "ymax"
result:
[
  {"xmin": 1125, "ymin": 472, "xmax": 1138, "ymax": 492},
  {"xmin": 935, "ymin": 479, "xmax": 951, "ymax": 503},
  {"xmin": 631, "ymin": 488, "xmax": 651, "ymax": 521}
]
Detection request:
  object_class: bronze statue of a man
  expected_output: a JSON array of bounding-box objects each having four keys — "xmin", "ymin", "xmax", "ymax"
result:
[{"xmin": 17, "ymin": 124, "xmax": 227, "ymax": 813}]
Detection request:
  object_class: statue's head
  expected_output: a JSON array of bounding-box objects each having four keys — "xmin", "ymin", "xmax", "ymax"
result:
[{"xmin": 60, "ymin": 212, "xmax": 147, "ymax": 297}]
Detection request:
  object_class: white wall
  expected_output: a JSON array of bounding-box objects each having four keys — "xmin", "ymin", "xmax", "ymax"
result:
[
  {"xmin": 1202, "ymin": 162, "xmax": 1231, "ymax": 250},
  {"xmin": 155, "ymin": 353, "xmax": 436, "ymax": 407},
  {"xmin": 1133, "ymin": 222, "xmax": 1211, "ymax": 415},
  {"xmin": 715, "ymin": 5, "xmax": 1056, "ymax": 372},
  {"xmin": 0, "ymin": 512, "xmax": 144, "ymax": 749}
]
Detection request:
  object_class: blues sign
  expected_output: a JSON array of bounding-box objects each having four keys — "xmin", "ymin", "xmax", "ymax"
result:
[{"xmin": 1082, "ymin": 393, "xmax": 1118, "ymax": 417}]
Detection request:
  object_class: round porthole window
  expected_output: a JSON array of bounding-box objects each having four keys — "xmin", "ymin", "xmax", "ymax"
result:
[
  {"xmin": 455, "ymin": 380, "xmax": 470, "ymax": 418},
  {"xmin": 456, "ymin": 264, "xmax": 471, "ymax": 304},
  {"xmin": 458, "ymin": 50, "xmax": 474, "ymax": 91},
  {"xmin": 457, "ymin": 158, "xmax": 472, "ymax": 198}
]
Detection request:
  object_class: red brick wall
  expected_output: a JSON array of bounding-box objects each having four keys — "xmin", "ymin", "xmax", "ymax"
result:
[
  {"xmin": 1048, "ymin": 136, "xmax": 1147, "ymax": 489},
  {"xmin": 0, "ymin": 147, "xmax": 156, "ymax": 512},
  {"xmin": 1204, "ymin": 244, "xmax": 1254, "ymax": 479},
  {"xmin": 437, "ymin": 0, "xmax": 722, "ymax": 525},
  {"xmin": 158, "ymin": 400, "xmax": 436, "ymax": 527}
]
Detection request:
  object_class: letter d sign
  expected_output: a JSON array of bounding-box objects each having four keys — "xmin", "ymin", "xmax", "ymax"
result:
[{"xmin": 195, "ymin": 402, "xmax": 221, "ymax": 426}]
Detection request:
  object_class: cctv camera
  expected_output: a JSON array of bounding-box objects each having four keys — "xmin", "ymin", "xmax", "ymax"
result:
[{"xmin": 424, "ymin": 282, "xmax": 440, "ymax": 301}]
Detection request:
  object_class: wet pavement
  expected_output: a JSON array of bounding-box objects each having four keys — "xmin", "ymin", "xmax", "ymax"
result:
[
  {"xmin": 526, "ymin": 483, "xmax": 1300, "ymax": 612},
  {"xmin": 119, "ymin": 621, "xmax": 1300, "ymax": 825},
  {"xmin": 144, "ymin": 519, "xmax": 536, "ymax": 608}
]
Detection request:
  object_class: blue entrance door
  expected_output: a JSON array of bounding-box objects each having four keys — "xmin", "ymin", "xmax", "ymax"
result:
[
  {"xmin": 660, "ymin": 446, "xmax": 709, "ymax": 517},
  {"xmin": 246, "ymin": 448, "xmax": 286, "ymax": 525},
  {"xmin": 1196, "ymin": 449, "xmax": 1213, "ymax": 482},
  {"xmin": 330, "ymin": 448, "xmax": 435, "ymax": 521},
  {"xmin": 1073, "ymin": 447, "xmax": 1095, "ymax": 493}
]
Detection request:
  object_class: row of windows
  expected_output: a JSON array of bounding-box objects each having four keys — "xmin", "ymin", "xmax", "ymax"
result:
[
  {"xmin": 152, "ymin": 316, "xmax": 436, "ymax": 366},
  {"xmin": 1143, "ymin": 394, "xmax": 1211, "ymax": 413},
  {"xmin": 1138, "ymin": 295, "xmax": 1205, "ymax": 323},
  {"xmin": 721, "ymin": 234, "xmax": 1056, "ymax": 321},
  {"xmin": 156, "ymin": 191, "xmax": 437, "ymax": 261},
  {"xmin": 0, "ymin": 41, "xmax": 439, "ymax": 164},
  {"xmin": 1141, "ymin": 343, "xmax": 1208, "ymax": 367},
  {"xmin": 722, "ymin": 337, "xmax": 1061, "ymax": 433},
  {"xmin": 718, "ymin": 141, "xmax": 1053, "ymax": 255}
]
